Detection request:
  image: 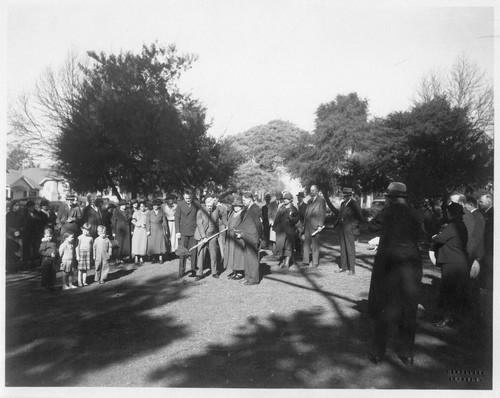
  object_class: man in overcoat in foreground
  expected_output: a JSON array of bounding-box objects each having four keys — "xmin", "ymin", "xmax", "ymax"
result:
[{"xmin": 367, "ymin": 182, "xmax": 422, "ymax": 366}]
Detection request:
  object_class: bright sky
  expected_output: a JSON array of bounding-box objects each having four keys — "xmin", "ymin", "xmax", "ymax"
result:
[{"xmin": 5, "ymin": 0, "xmax": 496, "ymax": 139}]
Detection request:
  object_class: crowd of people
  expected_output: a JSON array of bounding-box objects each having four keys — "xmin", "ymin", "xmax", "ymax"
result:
[
  {"xmin": 5, "ymin": 183, "xmax": 494, "ymax": 365},
  {"xmin": 366, "ymin": 183, "xmax": 493, "ymax": 366}
]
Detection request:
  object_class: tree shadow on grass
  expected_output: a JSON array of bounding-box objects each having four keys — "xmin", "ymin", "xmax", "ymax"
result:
[
  {"xmin": 5, "ymin": 273, "xmax": 189, "ymax": 386},
  {"xmin": 147, "ymin": 263, "xmax": 493, "ymax": 389}
]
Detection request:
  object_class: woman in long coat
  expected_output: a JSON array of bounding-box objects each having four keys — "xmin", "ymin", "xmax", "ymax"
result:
[
  {"xmin": 146, "ymin": 198, "xmax": 169, "ymax": 263},
  {"xmin": 131, "ymin": 201, "xmax": 148, "ymax": 263},
  {"xmin": 112, "ymin": 200, "xmax": 132, "ymax": 262},
  {"xmin": 273, "ymin": 191, "xmax": 300, "ymax": 268},
  {"xmin": 224, "ymin": 196, "xmax": 245, "ymax": 279},
  {"xmin": 431, "ymin": 202, "xmax": 469, "ymax": 327},
  {"xmin": 6, "ymin": 200, "xmax": 26, "ymax": 270},
  {"xmin": 367, "ymin": 182, "xmax": 422, "ymax": 366}
]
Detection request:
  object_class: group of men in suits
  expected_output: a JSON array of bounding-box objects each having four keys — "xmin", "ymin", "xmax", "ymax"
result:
[
  {"xmin": 299, "ymin": 185, "xmax": 363, "ymax": 273},
  {"xmin": 175, "ymin": 189, "xmax": 262, "ymax": 286},
  {"xmin": 450, "ymin": 193, "xmax": 494, "ymax": 295}
]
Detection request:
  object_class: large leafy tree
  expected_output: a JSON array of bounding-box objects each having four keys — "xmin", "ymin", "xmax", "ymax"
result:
[
  {"xmin": 351, "ymin": 96, "xmax": 493, "ymax": 203},
  {"xmin": 227, "ymin": 120, "xmax": 309, "ymax": 172},
  {"xmin": 55, "ymin": 42, "xmax": 237, "ymax": 199},
  {"xmin": 284, "ymin": 93, "xmax": 370, "ymax": 202},
  {"xmin": 225, "ymin": 120, "xmax": 308, "ymax": 193}
]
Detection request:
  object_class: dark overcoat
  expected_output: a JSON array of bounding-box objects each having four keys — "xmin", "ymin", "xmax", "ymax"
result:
[
  {"xmin": 273, "ymin": 204, "xmax": 299, "ymax": 255},
  {"xmin": 112, "ymin": 208, "xmax": 132, "ymax": 257},
  {"xmin": 367, "ymin": 203, "xmax": 422, "ymax": 324},
  {"xmin": 82, "ymin": 205, "xmax": 103, "ymax": 239},
  {"xmin": 224, "ymin": 210, "xmax": 245, "ymax": 271},
  {"xmin": 174, "ymin": 200, "xmax": 200, "ymax": 237}
]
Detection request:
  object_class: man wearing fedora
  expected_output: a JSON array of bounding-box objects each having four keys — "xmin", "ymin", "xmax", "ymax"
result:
[
  {"xmin": 56, "ymin": 194, "xmax": 83, "ymax": 242},
  {"xmin": 301, "ymin": 185, "xmax": 326, "ymax": 268},
  {"xmin": 367, "ymin": 182, "xmax": 422, "ymax": 366},
  {"xmin": 175, "ymin": 189, "xmax": 200, "ymax": 277},
  {"xmin": 334, "ymin": 187, "xmax": 363, "ymax": 275}
]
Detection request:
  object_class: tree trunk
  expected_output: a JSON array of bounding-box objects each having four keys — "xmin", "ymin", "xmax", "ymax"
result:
[{"xmin": 106, "ymin": 173, "xmax": 121, "ymax": 201}]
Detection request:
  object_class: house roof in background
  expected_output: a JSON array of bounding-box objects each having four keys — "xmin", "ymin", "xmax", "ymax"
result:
[{"xmin": 6, "ymin": 168, "xmax": 63, "ymax": 189}]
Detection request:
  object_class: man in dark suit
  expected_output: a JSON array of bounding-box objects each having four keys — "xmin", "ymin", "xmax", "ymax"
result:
[
  {"xmin": 82, "ymin": 195, "xmax": 104, "ymax": 239},
  {"xmin": 236, "ymin": 192, "xmax": 263, "ymax": 285},
  {"xmin": 194, "ymin": 196, "xmax": 220, "ymax": 280},
  {"xmin": 301, "ymin": 185, "xmax": 326, "ymax": 268},
  {"xmin": 464, "ymin": 195, "xmax": 485, "ymax": 309},
  {"xmin": 261, "ymin": 193, "xmax": 272, "ymax": 250},
  {"xmin": 175, "ymin": 189, "xmax": 200, "ymax": 278},
  {"xmin": 295, "ymin": 192, "xmax": 307, "ymax": 257},
  {"xmin": 334, "ymin": 187, "xmax": 363, "ymax": 275},
  {"xmin": 367, "ymin": 182, "xmax": 422, "ymax": 366},
  {"xmin": 214, "ymin": 195, "xmax": 228, "ymax": 262},
  {"xmin": 56, "ymin": 194, "xmax": 83, "ymax": 242},
  {"xmin": 478, "ymin": 194, "xmax": 493, "ymax": 292}
]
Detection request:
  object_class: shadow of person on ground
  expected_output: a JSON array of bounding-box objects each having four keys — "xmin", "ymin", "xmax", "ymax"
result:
[{"xmin": 5, "ymin": 274, "xmax": 189, "ymax": 386}]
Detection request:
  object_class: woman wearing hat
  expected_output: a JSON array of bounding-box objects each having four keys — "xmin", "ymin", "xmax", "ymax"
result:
[
  {"xmin": 146, "ymin": 198, "xmax": 169, "ymax": 264},
  {"xmin": 112, "ymin": 199, "xmax": 132, "ymax": 263},
  {"xmin": 22, "ymin": 200, "xmax": 44, "ymax": 268},
  {"xmin": 431, "ymin": 202, "xmax": 469, "ymax": 328},
  {"xmin": 131, "ymin": 201, "xmax": 148, "ymax": 264},
  {"xmin": 272, "ymin": 192, "xmax": 300, "ymax": 269},
  {"xmin": 39, "ymin": 199, "xmax": 57, "ymax": 232},
  {"xmin": 367, "ymin": 182, "xmax": 422, "ymax": 366},
  {"xmin": 6, "ymin": 200, "xmax": 26, "ymax": 270},
  {"xmin": 224, "ymin": 195, "xmax": 245, "ymax": 279}
]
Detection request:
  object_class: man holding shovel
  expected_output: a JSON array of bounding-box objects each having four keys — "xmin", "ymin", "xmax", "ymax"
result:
[{"xmin": 194, "ymin": 196, "xmax": 220, "ymax": 281}]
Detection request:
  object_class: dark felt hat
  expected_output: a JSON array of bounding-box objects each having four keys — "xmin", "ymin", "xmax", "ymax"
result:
[
  {"xmin": 384, "ymin": 182, "xmax": 407, "ymax": 198},
  {"xmin": 153, "ymin": 198, "xmax": 163, "ymax": 206},
  {"xmin": 342, "ymin": 187, "xmax": 353, "ymax": 195},
  {"xmin": 296, "ymin": 192, "xmax": 305, "ymax": 198}
]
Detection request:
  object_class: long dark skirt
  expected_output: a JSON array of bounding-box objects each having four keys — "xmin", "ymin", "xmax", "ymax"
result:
[{"xmin": 438, "ymin": 262, "xmax": 468, "ymax": 316}]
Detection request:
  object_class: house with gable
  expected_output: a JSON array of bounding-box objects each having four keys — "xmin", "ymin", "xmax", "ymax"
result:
[{"xmin": 6, "ymin": 168, "xmax": 67, "ymax": 202}]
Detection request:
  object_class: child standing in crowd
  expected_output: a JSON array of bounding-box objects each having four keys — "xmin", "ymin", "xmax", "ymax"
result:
[
  {"xmin": 94, "ymin": 225, "xmax": 112, "ymax": 284},
  {"xmin": 59, "ymin": 232, "xmax": 76, "ymax": 290},
  {"xmin": 39, "ymin": 227, "xmax": 57, "ymax": 291},
  {"xmin": 76, "ymin": 223, "xmax": 93, "ymax": 287}
]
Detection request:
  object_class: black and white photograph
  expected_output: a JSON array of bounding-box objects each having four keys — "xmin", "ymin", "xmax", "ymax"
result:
[{"xmin": 2, "ymin": 0, "xmax": 497, "ymax": 396}]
